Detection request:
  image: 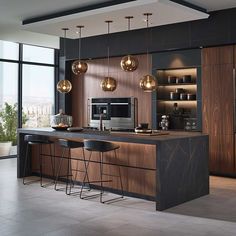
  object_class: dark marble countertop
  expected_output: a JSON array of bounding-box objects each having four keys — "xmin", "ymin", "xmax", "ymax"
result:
[{"xmin": 18, "ymin": 127, "xmax": 208, "ymax": 145}]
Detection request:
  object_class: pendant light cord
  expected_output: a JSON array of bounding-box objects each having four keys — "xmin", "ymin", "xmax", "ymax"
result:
[
  {"xmin": 144, "ymin": 13, "xmax": 152, "ymax": 73},
  {"xmin": 146, "ymin": 14, "xmax": 149, "ymax": 72},
  {"xmin": 79, "ymin": 27, "xmax": 81, "ymax": 60},
  {"xmin": 105, "ymin": 21, "xmax": 112, "ymax": 77},
  {"xmin": 125, "ymin": 16, "xmax": 133, "ymax": 55},
  {"xmin": 64, "ymin": 29, "xmax": 66, "ymax": 57},
  {"xmin": 108, "ymin": 22, "xmax": 110, "ymax": 77},
  {"xmin": 76, "ymin": 26, "xmax": 84, "ymax": 61},
  {"xmin": 62, "ymin": 28, "xmax": 69, "ymax": 58}
]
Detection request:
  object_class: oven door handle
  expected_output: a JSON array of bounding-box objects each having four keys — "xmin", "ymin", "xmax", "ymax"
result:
[
  {"xmin": 110, "ymin": 103, "xmax": 129, "ymax": 105},
  {"xmin": 92, "ymin": 103, "xmax": 108, "ymax": 105}
]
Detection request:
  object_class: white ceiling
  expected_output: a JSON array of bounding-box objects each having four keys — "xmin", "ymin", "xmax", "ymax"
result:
[
  {"xmin": 22, "ymin": 0, "xmax": 209, "ymax": 39},
  {"xmin": 0, "ymin": 0, "xmax": 235, "ymax": 46}
]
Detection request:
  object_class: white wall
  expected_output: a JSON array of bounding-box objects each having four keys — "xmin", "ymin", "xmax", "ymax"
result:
[{"xmin": 0, "ymin": 26, "xmax": 59, "ymax": 49}]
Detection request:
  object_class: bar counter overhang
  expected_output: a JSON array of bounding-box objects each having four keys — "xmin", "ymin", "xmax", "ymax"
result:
[{"xmin": 17, "ymin": 128, "xmax": 209, "ymax": 211}]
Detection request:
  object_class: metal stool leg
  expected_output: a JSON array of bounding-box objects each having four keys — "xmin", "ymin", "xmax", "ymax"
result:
[
  {"xmin": 39, "ymin": 144, "xmax": 43, "ymax": 187},
  {"xmin": 49, "ymin": 143, "xmax": 55, "ymax": 183},
  {"xmin": 115, "ymin": 150, "xmax": 124, "ymax": 197},
  {"xmin": 54, "ymin": 147, "xmax": 65, "ymax": 191},
  {"xmin": 66, "ymin": 148, "xmax": 72, "ymax": 195},
  {"xmin": 82, "ymin": 148, "xmax": 91, "ymax": 190},
  {"xmin": 80, "ymin": 151, "xmax": 101, "ymax": 200},
  {"xmin": 80, "ymin": 151, "xmax": 93, "ymax": 198},
  {"xmin": 23, "ymin": 143, "xmax": 29, "ymax": 185},
  {"xmin": 100, "ymin": 152, "xmax": 104, "ymax": 203}
]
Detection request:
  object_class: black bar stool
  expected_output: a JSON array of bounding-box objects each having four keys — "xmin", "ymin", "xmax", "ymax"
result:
[
  {"xmin": 23, "ymin": 135, "xmax": 55, "ymax": 187},
  {"xmin": 55, "ymin": 139, "xmax": 90, "ymax": 195},
  {"xmin": 81, "ymin": 140, "xmax": 124, "ymax": 203}
]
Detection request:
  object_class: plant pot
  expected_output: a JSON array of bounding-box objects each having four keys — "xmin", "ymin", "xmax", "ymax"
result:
[
  {"xmin": 0, "ymin": 141, "xmax": 12, "ymax": 157},
  {"xmin": 9, "ymin": 145, "xmax": 17, "ymax": 155}
]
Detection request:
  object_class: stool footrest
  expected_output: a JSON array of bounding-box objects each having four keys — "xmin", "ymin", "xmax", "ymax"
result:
[
  {"xmin": 57, "ymin": 174, "xmax": 73, "ymax": 178},
  {"xmin": 83, "ymin": 180, "xmax": 112, "ymax": 184},
  {"xmin": 41, "ymin": 182, "xmax": 55, "ymax": 188},
  {"xmin": 23, "ymin": 179, "xmax": 41, "ymax": 185},
  {"xmin": 80, "ymin": 192, "xmax": 102, "ymax": 200},
  {"xmin": 71, "ymin": 168, "xmax": 85, "ymax": 173},
  {"xmin": 102, "ymin": 173, "xmax": 120, "ymax": 178},
  {"xmin": 102, "ymin": 195, "xmax": 124, "ymax": 204}
]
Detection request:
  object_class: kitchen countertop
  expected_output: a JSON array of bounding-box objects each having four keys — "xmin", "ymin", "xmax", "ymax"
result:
[{"xmin": 18, "ymin": 127, "xmax": 208, "ymax": 145}]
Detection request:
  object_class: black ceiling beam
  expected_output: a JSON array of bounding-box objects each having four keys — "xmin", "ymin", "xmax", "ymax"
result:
[
  {"xmin": 22, "ymin": 0, "xmax": 137, "ymax": 25},
  {"xmin": 169, "ymin": 0, "xmax": 207, "ymax": 13}
]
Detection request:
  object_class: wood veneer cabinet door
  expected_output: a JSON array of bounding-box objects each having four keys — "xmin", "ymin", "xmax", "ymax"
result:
[
  {"xmin": 202, "ymin": 46, "xmax": 233, "ymax": 65},
  {"xmin": 202, "ymin": 46, "xmax": 235, "ymax": 175},
  {"xmin": 209, "ymin": 134, "xmax": 234, "ymax": 174},
  {"xmin": 202, "ymin": 64, "xmax": 234, "ymax": 135}
]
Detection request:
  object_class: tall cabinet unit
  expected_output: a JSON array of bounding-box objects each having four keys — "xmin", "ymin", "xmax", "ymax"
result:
[
  {"xmin": 152, "ymin": 49, "xmax": 202, "ymax": 131},
  {"xmin": 202, "ymin": 46, "xmax": 235, "ymax": 175}
]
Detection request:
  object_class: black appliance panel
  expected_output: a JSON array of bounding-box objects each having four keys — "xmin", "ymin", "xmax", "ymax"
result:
[{"xmin": 91, "ymin": 104, "xmax": 110, "ymax": 120}]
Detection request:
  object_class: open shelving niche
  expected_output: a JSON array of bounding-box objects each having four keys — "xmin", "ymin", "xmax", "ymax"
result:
[{"xmin": 154, "ymin": 67, "xmax": 202, "ymax": 131}]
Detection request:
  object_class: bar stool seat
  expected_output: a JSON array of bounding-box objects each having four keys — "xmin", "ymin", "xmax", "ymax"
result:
[
  {"xmin": 84, "ymin": 140, "xmax": 119, "ymax": 152},
  {"xmin": 23, "ymin": 135, "xmax": 55, "ymax": 187},
  {"xmin": 55, "ymin": 139, "xmax": 89, "ymax": 195},
  {"xmin": 81, "ymin": 139, "xmax": 124, "ymax": 203}
]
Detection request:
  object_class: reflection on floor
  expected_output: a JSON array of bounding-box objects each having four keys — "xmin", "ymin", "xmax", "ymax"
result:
[{"xmin": 0, "ymin": 158, "xmax": 236, "ymax": 236}]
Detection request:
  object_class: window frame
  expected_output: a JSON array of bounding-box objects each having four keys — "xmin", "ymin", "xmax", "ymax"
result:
[{"xmin": 0, "ymin": 42, "xmax": 59, "ymax": 129}]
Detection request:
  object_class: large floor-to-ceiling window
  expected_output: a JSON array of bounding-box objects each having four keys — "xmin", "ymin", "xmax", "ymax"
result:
[
  {"xmin": 22, "ymin": 45, "xmax": 55, "ymax": 128},
  {"xmin": 0, "ymin": 40, "xmax": 57, "ymax": 158}
]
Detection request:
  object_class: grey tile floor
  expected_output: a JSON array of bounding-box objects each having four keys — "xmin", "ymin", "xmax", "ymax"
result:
[{"xmin": 0, "ymin": 158, "xmax": 236, "ymax": 236}]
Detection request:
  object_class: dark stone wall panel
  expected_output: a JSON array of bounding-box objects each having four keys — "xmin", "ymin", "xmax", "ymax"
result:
[
  {"xmin": 190, "ymin": 11, "xmax": 231, "ymax": 47},
  {"xmin": 156, "ymin": 136, "xmax": 209, "ymax": 210}
]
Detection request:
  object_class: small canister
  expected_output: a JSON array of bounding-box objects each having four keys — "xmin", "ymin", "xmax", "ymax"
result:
[
  {"xmin": 168, "ymin": 76, "xmax": 176, "ymax": 84},
  {"xmin": 180, "ymin": 93, "xmax": 187, "ymax": 100},
  {"xmin": 170, "ymin": 92, "xmax": 180, "ymax": 100},
  {"xmin": 187, "ymin": 94, "xmax": 196, "ymax": 100},
  {"xmin": 175, "ymin": 88, "xmax": 184, "ymax": 93},
  {"xmin": 176, "ymin": 78, "xmax": 183, "ymax": 84},
  {"xmin": 182, "ymin": 75, "xmax": 192, "ymax": 83}
]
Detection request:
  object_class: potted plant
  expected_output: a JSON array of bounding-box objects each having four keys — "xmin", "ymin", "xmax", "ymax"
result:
[{"xmin": 0, "ymin": 103, "xmax": 27, "ymax": 156}]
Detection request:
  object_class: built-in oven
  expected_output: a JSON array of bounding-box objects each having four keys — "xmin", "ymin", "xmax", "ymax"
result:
[
  {"xmin": 91, "ymin": 100, "xmax": 110, "ymax": 121},
  {"xmin": 89, "ymin": 97, "xmax": 136, "ymax": 129}
]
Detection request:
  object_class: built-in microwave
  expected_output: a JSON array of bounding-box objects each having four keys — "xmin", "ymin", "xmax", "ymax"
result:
[{"xmin": 89, "ymin": 97, "xmax": 136, "ymax": 129}]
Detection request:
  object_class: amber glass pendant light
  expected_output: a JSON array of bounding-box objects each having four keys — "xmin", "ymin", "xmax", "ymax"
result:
[
  {"xmin": 57, "ymin": 28, "xmax": 72, "ymax": 93},
  {"xmin": 120, "ymin": 16, "xmax": 138, "ymax": 72},
  {"xmin": 139, "ymin": 13, "xmax": 157, "ymax": 92},
  {"xmin": 71, "ymin": 25, "xmax": 88, "ymax": 75},
  {"xmin": 101, "ymin": 20, "xmax": 117, "ymax": 92},
  {"xmin": 57, "ymin": 79, "xmax": 72, "ymax": 93}
]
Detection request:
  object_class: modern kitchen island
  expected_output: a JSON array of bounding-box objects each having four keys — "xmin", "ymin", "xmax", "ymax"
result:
[{"xmin": 17, "ymin": 128, "xmax": 209, "ymax": 211}]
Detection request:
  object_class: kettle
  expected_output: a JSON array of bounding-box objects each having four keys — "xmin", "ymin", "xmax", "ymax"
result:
[{"xmin": 159, "ymin": 115, "xmax": 169, "ymax": 130}]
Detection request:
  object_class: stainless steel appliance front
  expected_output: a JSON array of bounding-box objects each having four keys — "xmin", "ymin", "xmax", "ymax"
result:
[{"xmin": 89, "ymin": 97, "xmax": 136, "ymax": 129}]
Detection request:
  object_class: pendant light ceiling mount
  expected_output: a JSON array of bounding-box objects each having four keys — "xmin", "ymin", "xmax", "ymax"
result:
[
  {"xmin": 140, "ymin": 12, "xmax": 157, "ymax": 92},
  {"xmin": 101, "ymin": 20, "xmax": 117, "ymax": 92},
  {"xmin": 71, "ymin": 25, "xmax": 88, "ymax": 75},
  {"xmin": 120, "ymin": 16, "xmax": 138, "ymax": 72},
  {"xmin": 57, "ymin": 28, "xmax": 72, "ymax": 94}
]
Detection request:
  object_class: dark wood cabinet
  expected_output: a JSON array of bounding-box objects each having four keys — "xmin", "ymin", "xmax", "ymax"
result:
[
  {"xmin": 202, "ymin": 45, "xmax": 235, "ymax": 175},
  {"xmin": 209, "ymin": 134, "xmax": 234, "ymax": 174}
]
